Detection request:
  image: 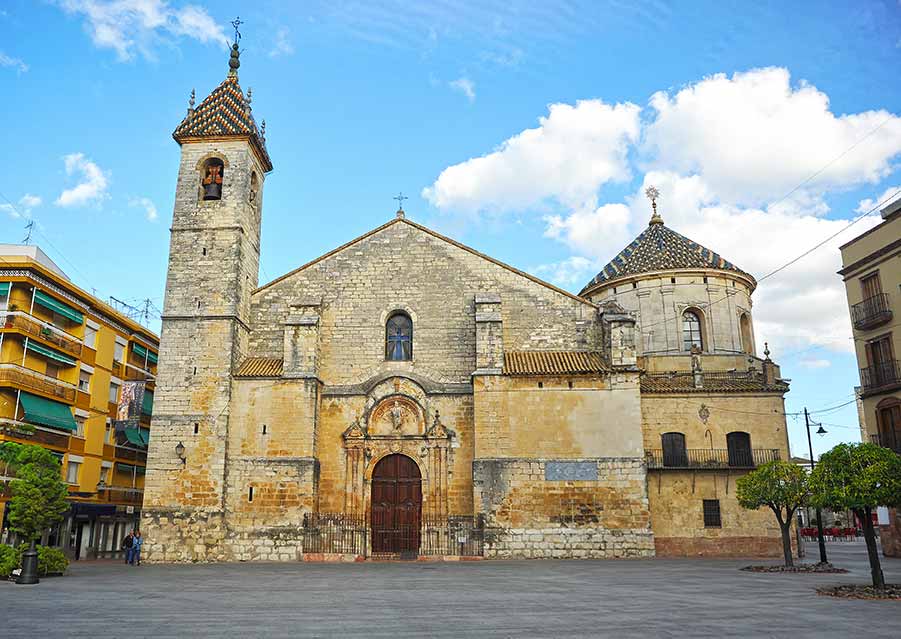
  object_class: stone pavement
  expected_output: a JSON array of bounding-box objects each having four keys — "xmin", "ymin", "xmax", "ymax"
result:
[{"xmin": 1, "ymin": 542, "xmax": 898, "ymax": 638}]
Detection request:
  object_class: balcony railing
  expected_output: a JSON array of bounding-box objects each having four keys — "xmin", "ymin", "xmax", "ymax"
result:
[
  {"xmin": 870, "ymin": 432, "xmax": 901, "ymax": 455},
  {"xmin": 124, "ymin": 363, "xmax": 155, "ymax": 381},
  {"xmin": 851, "ymin": 293, "xmax": 893, "ymax": 331},
  {"xmin": 645, "ymin": 448, "xmax": 781, "ymax": 470},
  {"xmin": 97, "ymin": 486, "xmax": 144, "ymax": 505},
  {"xmin": 0, "ymin": 363, "xmax": 77, "ymax": 402},
  {"xmin": 115, "ymin": 446, "xmax": 147, "ymax": 464},
  {"xmin": 860, "ymin": 360, "xmax": 901, "ymax": 393},
  {"xmin": 1, "ymin": 311, "xmax": 83, "ymax": 357}
]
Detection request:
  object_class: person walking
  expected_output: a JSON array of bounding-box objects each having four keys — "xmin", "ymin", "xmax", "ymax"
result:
[
  {"xmin": 132, "ymin": 530, "xmax": 143, "ymax": 566},
  {"xmin": 122, "ymin": 531, "xmax": 134, "ymax": 565}
]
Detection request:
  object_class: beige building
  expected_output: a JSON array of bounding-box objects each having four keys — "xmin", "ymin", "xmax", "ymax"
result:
[
  {"xmin": 141, "ymin": 49, "xmax": 791, "ymax": 562},
  {"xmin": 839, "ymin": 197, "xmax": 901, "ymax": 555}
]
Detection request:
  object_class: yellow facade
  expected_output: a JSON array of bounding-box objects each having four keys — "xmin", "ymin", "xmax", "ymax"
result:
[
  {"xmin": 839, "ymin": 201, "xmax": 901, "ymax": 555},
  {"xmin": 0, "ymin": 247, "xmax": 159, "ymax": 558}
]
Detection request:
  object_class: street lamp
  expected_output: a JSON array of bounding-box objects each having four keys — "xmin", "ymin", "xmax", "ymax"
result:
[
  {"xmin": 804, "ymin": 408, "xmax": 828, "ymax": 564},
  {"xmin": 175, "ymin": 441, "xmax": 186, "ymax": 465}
]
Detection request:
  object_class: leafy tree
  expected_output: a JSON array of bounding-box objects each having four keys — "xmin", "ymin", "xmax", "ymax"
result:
[
  {"xmin": 5, "ymin": 444, "xmax": 69, "ymax": 546},
  {"xmin": 809, "ymin": 442, "xmax": 901, "ymax": 588},
  {"xmin": 736, "ymin": 460, "xmax": 808, "ymax": 567}
]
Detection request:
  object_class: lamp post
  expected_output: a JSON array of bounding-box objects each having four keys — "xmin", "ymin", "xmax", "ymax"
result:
[{"xmin": 804, "ymin": 407, "xmax": 828, "ymax": 564}]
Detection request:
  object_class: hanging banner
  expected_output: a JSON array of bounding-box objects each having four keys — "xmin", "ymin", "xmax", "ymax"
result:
[{"xmin": 115, "ymin": 381, "xmax": 145, "ymax": 433}]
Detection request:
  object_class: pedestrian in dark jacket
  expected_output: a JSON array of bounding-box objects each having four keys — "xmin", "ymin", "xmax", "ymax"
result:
[
  {"xmin": 122, "ymin": 532, "xmax": 135, "ymax": 564},
  {"xmin": 132, "ymin": 531, "xmax": 144, "ymax": 566}
]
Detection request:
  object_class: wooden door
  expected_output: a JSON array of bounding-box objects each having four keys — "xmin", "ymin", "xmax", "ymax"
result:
[
  {"xmin": 371, "ymin": 454, "xmax": 422, "ymax": 554},
  {"xmin": 727, "ymin": 431, "xmax": 753, "ymax": 467}
]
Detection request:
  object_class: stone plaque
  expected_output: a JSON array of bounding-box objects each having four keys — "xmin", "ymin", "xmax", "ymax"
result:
[{"xmin": 545, "ymin": 461, "xmax": 598, "ymax": 481}]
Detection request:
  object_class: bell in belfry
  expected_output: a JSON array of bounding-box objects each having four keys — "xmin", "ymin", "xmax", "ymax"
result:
[{"xmin": 202, "ymin": 162, "xmax": 223, "ymax": 200}]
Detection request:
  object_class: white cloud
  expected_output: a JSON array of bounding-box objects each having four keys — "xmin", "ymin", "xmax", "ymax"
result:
[
  {"xmin": 0, "ymin": 51, "xmax": 28, "ymax": 74},
  {"xmin": 55, "ymin": 153, "xmax": 110, "ymax": 208},
  {"xmin": 855, "ymin": 185, "xmax": 901, "ymax": 214},
  {"xmin": 57, "ymin": 0, "xmax": 228, "ymax": 61},
  {"xmin": 129, "ymin": 196, "xmax": 158, "ymax": 221},
  {"xmin": 269, "ymin": 27, "xmax": 294, "ymax": 58},
  {"xmin": 799, "ymin": 358, "xmax": 832, "ymax": 369},
  {"xmin": 644, "ymin": 68, "xmax": 901, "ymax": 206},
  {"xmin": 531, "ymin": 256, "xmax": 596, "ymax": 288},
  {"xmin": 423, "ymin": 99, "xmax": 641, "ymax": 214},
  {"xmin": 1, "ymin": 194, "xmax": 42, "ymax": 219},
  {"xmin": 449, "ymin": 76, "xmax": 476, "ymax": 103}
]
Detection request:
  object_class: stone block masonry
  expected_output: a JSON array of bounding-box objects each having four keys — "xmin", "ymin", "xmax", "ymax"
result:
[{"xmin": 474, "ymin": 459, "xmax": 655, "ymax": 559}]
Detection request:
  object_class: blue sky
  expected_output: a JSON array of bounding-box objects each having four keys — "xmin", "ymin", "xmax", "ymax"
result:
[{"xmin": 2, "ymin": 1, "xmax": 901, "ymax": 458}]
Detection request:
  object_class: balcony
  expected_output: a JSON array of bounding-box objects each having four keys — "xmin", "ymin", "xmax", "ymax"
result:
[
  {"xmin": 97, "ymin": 486, "xmax": 144, "ymax": 506},
  {"xmin": 645, "ymin": 448, "xmax": 781, "ymax": 470},
  {"xmin": 860, "ymin": 360, "xmax": 901, "ymax": 394},
  {"xmin": 0, "ymin": 417, "xmax": 69, "ymax": 448},
  {"xmin": 0, "ymin": 362, "xmax": 77, "ymax": 402},
  {"xmin": 870, "ymin": 433, "xmax": 901, "ymax": 455},
  {"xmin": 851, "ymin": 293, "xmax": 893, "ymax": 331},
  {"xmin": 1, "ymin": 311, "xmax": 83, "ymax": 358},
  {"xmin": 115, "ymin": 445, "xmax": 147, "ymax": 464},
  {"xmin": 124, "ymin": 362, "xmax": 155, "ymax": 382}
]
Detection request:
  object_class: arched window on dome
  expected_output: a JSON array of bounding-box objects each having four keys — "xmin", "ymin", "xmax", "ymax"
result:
[
  {"xmin": 739, "ymin": 313, "xmax": 753, "ymax": 355},
  {"xmin": 682, "ymin": 310, "xmax": 704, "ymax": 352},
  {"xmin": 385, "ymin": 312, "xmax": 413, "ymax": 361},
  {"xmin": 201, "ymin": 157, "xmax": 225, "ymax": 201}
]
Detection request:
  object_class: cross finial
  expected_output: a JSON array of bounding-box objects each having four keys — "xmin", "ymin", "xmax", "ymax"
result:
[
  {"xmin": 394, "ymin": 192, "xmax": 408, "ymax": 218},
  {"xmin": 645, "ymin": 185, "xmax": 663, "ymax": 225},
  {"xmin": 231, "ymin": 17, "xmax": 243, "ymax": 45}
]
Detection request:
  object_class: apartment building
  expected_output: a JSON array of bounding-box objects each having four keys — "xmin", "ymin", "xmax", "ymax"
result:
[
  {"xmin": 0, "ymin": 245, "xmax": 158, "ymax": 559},
  {"xmin": 839, "ymin": 197, "xmax": 901, "ymax": 555}
]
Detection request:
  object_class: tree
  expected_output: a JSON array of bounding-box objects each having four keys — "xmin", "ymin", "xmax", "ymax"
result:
[
  {"xmin": 736, "ymin": 460, "xmax": 808, "ymax": 567},
  {"xmin": 809, "ymin": 442, "xmax": 901, "ymax": 588},
  {"xmin": 5, "ymin": 444, "xmax": 69, "ymax": 544}
]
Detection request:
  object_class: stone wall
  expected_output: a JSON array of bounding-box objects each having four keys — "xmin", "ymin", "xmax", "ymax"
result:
[{"xmin": 474, "ymin": 459, "xmax": 654, "ymax": 558}]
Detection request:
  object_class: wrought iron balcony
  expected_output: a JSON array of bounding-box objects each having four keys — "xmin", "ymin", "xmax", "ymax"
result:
[
  {"xmin": 870, "ymin": 433, "xmax": 901, "ymax": 455},
  {"xmin": 851, "ymin": 293, "xmax": 893, "ymax": 331},
  {"xmin": 0, "ymin": 362, "xmax": 77, "ymax": 402},
  {"xmin": 860, "ymin": 360, "xmax": 901, "ymax": 393},
  {"xmin": 1, "ymin": 311, "xmax": 83, "ymax": 357},
  {"xmin": 645, "ymin": 448, "xmax": 781, "ymax": 470},
  {"xmin": 114, "ymin": 445, "xmax": 147, "ymax": 464}
]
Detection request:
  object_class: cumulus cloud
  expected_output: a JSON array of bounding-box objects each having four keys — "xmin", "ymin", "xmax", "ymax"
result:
[
  {"xmin": 423, "ymin": 99, "xmax": 641, "ymax": 214},
  {"xmin": 422, "ymin": 67, "xmax": 901, "ymax": 355},
  {"xmin": 55, "ymin": 153, "xmax": 110, "ymax": 207},
  {"xmin": 0, "ymin": 194, "xmax": 42, "ymax": 219},
  {"xmin": 643, "ymin": 68, "xmax": 901, "ymax": 206},
  {"xmin": 57, "ymin": 0, "xmax": 228, "ymax": 61},
  {"xmin": 0, "ymin": 51, "xmax": 28, "ymax": 74},
  {"xmin": 129, "ymin": 196, "xmax": 158, "ymax": 221},
  {"xmin": 449, "ymin": 76, "xmax": 476, "ymax": 103},
  {"xmin": 856, "ymin": 185, "xmax": 901, "ymax": 214}
]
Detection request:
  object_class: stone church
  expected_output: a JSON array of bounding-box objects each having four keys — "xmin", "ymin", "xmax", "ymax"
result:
[{"xmin": 142, "ymin": 47, "xmax": 791, "ymax": 562}]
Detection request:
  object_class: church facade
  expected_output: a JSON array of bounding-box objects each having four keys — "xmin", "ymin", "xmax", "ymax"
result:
[{"xmin": 141, "ymin": 49, "xmax": 791, "ymax": 562}]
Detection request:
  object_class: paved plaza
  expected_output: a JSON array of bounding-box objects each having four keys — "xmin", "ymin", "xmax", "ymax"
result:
[{"xmin": 1, "ymin": 542, "xmax": 898, "ymax": 638}]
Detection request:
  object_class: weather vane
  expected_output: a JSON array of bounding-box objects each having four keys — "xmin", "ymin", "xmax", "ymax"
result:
[
  {"xmin": 394, "ymin": 192, "xmax": 408, "ymax": 210},
  {"xmin": 645, "ymin": 185, "xmax": 660, "ymax": 209},
  {"xmin": 231, "ymin": 16, "xmax": 243, "ymax": 45}
]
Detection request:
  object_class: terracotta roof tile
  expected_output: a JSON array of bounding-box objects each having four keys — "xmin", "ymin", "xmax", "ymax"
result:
[
  {"xmin": 235, "ymin": 357, "xmax": 283, "ymax": 378},
  {"xmin": 503, "ymin": 351, "xmax": 608, "ymax": 376},
  {"xmin": 581, "ymin": 219, "xmax": 753, "ymax": 294},
  {"xmin": 640, "ymin": 371, "xmax": 788, "ymax": 394},
  {"xmin": 173, "ymin": 75, "xmax": 272, "ymax": 171}
]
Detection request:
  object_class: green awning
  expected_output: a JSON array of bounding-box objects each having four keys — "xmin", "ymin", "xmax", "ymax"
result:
[
  {"xmin": 141, "ymin": 390, "xmax": 154, "ymax": 416},
  {"xmin": 26, "ymin": 339, "xmax": 77, "ymax": 366},
  {"xmin": 0, "ymin": 282, "xmax": 9, "ymax": 298},
  {"xmin": 34, "ymin": 290, "xmax": 84, "ymax": 325},
  {"xmin": 139, "ymin": 427, "xmax": 150, "ymax": 445},
  {"xmin": 19, "ymin": 392, "xmax": 77, "ymax": 431},
  {"xmin": 132, "ymin": 343, "xmax": 159, "ymax": 365},
  {"xmin": 123, "ymin": 428, "xmax": 146, "ymax": 448}
]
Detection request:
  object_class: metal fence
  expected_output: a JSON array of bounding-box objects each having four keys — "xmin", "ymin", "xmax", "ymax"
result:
[
  {"xmin": 301, "ymin": 512, "xmax": 485, "ymax": 558},
  {"xmin": 645, "ymin": 448, "xmax": 781, "ymax": 470}
]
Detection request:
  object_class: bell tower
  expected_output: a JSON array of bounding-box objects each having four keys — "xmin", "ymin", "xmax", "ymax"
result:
[{"xmin": 141, "ymin": 32, "xmax": 273, "ymax": 561}]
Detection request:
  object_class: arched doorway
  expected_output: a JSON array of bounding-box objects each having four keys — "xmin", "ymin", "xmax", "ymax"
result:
[{"xmin": 371, "ymin": 454, "xmax": 422, "ymax": 554}]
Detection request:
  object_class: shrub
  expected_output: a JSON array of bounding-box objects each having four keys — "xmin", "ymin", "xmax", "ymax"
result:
[
  {"xmin": 36, "ymin": 545, "xmax": 69, "ymax": 575},
  {"xmin": 0, "ymin": 544, "xmax": 17, "ymax": 578}
]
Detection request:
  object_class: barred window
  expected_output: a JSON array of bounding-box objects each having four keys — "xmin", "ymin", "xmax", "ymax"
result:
[{"xmin": 703, "ymin": 499, "xmax": 721, "ymax": 528}]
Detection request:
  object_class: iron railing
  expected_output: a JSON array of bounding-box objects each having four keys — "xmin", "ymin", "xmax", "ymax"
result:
[
  {"xmin": 97, "ymin": 486, "xmax": 144, "ymax": 505},
  {"xmin": 851, "ymin": 293, "xmax": 892, "ymax": 330},
  {"xmin": 860, "ymin": 360, "xmax": 901, "ymax": 393},
  {"xmin": 645, "ymin": 448, "xmax": 781, "ymax": 470},
  {"xmin": 301, "ymin": 512, "xmax": 485, "ymax": 558},
  {"xmin": 870, "ymin": 432, "xmax": 901, "ymax": 455},
  {"xmin": 0, "ymin": 363, "xmax": 77, "ymax": 402},
  {"xmin": 1, "ymin": 311, "xmax": 83, "ymax": 357}
]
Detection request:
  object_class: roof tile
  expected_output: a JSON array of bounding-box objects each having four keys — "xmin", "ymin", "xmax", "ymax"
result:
[
  {"xmin": 503, "ymin": 351, "xmax": 608, "ymax": 376},
  {"xmin": 235, "ymin": 357, "xmax": 283, "ymax": 378}
]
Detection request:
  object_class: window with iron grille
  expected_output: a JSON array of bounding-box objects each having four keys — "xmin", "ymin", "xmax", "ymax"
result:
[{"xmin": 703, "ymin": 499, "xmax": 721, "ymax": 527}]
